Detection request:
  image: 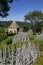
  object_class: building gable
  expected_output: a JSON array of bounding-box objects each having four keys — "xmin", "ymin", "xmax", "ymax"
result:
[{"xmin": 8, "ymin": 21, "xmax": 19, "ymax": 29}]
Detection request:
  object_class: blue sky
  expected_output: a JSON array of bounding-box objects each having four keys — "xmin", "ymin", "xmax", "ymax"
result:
[{"xmin": 0, "ymin": 0, "xmax": 43, "ymax": 21}]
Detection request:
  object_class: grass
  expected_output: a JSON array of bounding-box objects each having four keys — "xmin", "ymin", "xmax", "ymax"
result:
[
  {"xmin": 0, "ymin": 35, "xmax": 43, "ymax": 51},
  {"xmin": 33, "ymin": 52, "xmax": 43, "ymax": 65},
  {"xmin": 0, "ymin": 36, "xmax": 13, "ymax": 50},
  {"xmin": 29, "ymin": 36, "xmax": 43, "ymax": 65},
  {"xmin": 29, "ymin": 35, "xmax": 43, "ymax": 51}
]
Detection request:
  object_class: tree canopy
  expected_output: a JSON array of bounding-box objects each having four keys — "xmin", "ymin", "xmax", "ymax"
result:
[
  {"xmin": 24, "ymin": 10, "xmax": 43, "ymax": 21},
  {"xmin": 22, "ymin": 24, "xmax": 29, "ymax": 32},
  {"xmin": 24, "ymin": 10, "xmax": 43, "ymax": 34},
  {"xmin": 0, "ymin": 0, "xmax": 13, "ymax": 17}
]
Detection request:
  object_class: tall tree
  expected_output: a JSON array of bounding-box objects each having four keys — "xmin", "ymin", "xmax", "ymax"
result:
[
  {"xmin": 0, "ymin": 0, "xmax": 13, "ymax": 17},
  {"xmin": 24, "ymin": 10, "xmax": 43, "ymax": 34}
]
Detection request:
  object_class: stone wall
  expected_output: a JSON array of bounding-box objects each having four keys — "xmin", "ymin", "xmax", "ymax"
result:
[{"xmin": 0, "ymin": 32, "xmax": 40, "ymax": 65}]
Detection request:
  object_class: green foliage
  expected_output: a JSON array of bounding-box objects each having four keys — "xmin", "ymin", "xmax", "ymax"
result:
[
  {"xmin": 7, "ymin": 31, "xmax": 14, "ymax": 36},
  {"xmin": 0, "ymin": 21, "xmax": 12, "ymax": 28},
  {"xmin": 24, "ymin": 10, "xmax": 43, "ymax": 21},
  {"xmin": 35, "ymin": 22, "xmax": 42, "ymax": 33},
  {"xmin": 33, "ymin": 52, "xmax": 43, "ymax": 65},
  {"xmin": 0, "ymin": 33, "xmax": 8, "ymax": 42},
  {"xmin": 24, "ymin": 10, "xmax": 43, "ymax": 34},
  {"xmin": 29, "ymin": 35, "xmax": 35, "ymax": 40},
  {"xmin": 1, "ymin": 36, "xmax": 13, "ymax": 45},
  {"xmin": 0, "ymin": 27, "xmax": 5, "ymax": 33},
  {"xmin": 22, "ymin": 24, "xmax": 29, "ymax": 32},
  {"xmin": 0, "ymin": 38, "xmax": 28, "ymax": 50},
  {"xmin": 0, "ymin": 0, "xmax": 13, "ymax": 17},
  {"xmin": 29, "ymin": 36, "xmax": 43, "ymax": 51}
]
